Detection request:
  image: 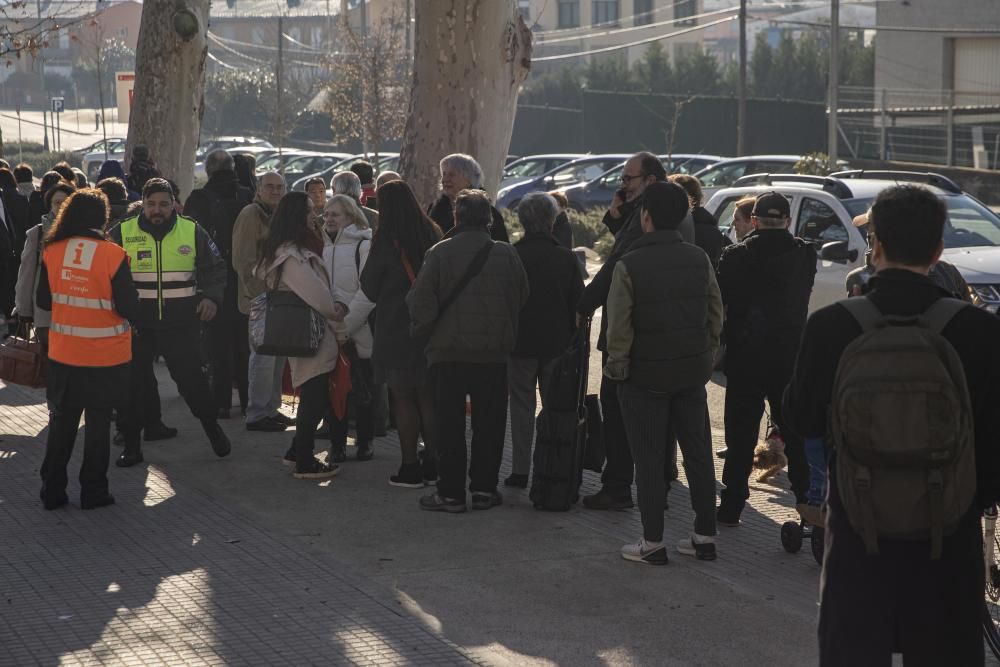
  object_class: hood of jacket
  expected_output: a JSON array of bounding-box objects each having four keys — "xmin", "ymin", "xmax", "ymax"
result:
[
  {"xmin": 98, "ymin": 159, "xmax": 126, "ymax": 182},
  {"xmin": 333, "ymin": 223, "xmax": 373, "ymax": 246}
]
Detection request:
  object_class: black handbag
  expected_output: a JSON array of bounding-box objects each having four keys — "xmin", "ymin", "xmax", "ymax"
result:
[{"xmin": 249, "ymin": 266, "xmax": 324, "ymax": 357}]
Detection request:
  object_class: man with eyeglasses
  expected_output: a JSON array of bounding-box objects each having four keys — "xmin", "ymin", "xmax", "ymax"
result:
[{"xmin": 577, "ymin": 151, "xmax": 670, "ymax": 511}]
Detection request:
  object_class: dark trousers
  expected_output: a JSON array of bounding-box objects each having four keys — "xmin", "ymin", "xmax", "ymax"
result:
[
  {"xmin": 618, "ymin": 383, "xmax": 717, "ymax": 542},
  {"xmin": 40, "ymin": 405, "xmax": 112, "ymax": 505},
  {"xmin": 330, "ymin": 358, "xmax": 375, "ymax": 447},
  {"xmin": 599, "ymin": 353, "xmax": 634, "ymax": 496},
  {"xmin": 116, "ymin": 371, "xmax": 163, "ymax": 432},
  {"xmin": 121, "ymin": 324, "xmax": 216, "ymax": 454},
  {"xmin": 206, "ymin": 307, "xmax": 249, "ymax": 413},
  {"xmin": 431, "ymin": 361, "xmax": 508, "ymax": 500},
  {"xmin": 294, "ymin": 372, "xmax": 329, "ymax": 470},
  {"xmin": 720, "ymin": 369, "xmax": 809, "ymax": 509}
]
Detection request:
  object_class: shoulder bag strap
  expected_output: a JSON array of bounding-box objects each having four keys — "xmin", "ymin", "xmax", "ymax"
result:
[
  {"xmin": 437, "ymin": 241, "xmax": 494, "ymax": 318},
  {"xmin": 394, "ymin": 240, "xmax": 417, "ymax": 285}
]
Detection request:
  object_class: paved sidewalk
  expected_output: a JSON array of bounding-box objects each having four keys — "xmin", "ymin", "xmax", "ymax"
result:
[{"xmin": 0, "ymin": 382, "xmax": 488, "ymax": 667}]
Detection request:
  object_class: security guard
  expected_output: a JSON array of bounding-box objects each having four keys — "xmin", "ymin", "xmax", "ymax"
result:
[
  {"xmin": 36, "ymin": 188, "xmax": 139, "ymax": 509},
  {"xmin": 109, "ymin": 178, "xmax": 231, "ymax": 467}
]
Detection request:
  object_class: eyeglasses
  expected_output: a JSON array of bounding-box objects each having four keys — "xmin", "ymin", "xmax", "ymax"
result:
[{"xmin": 619, "ymin": 173, "xmax": 647, "ymax": 184}]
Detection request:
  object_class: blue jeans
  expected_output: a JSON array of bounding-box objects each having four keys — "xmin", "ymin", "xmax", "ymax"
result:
[
  {"xmin": 805, "ymin": 436, "xmax": 827, "ymax": 506},
  {"xmin": 246, "ymin": 345, "xmax": 285, "ymax": 424}
]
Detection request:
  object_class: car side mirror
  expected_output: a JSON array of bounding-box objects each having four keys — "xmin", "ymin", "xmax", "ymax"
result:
[{"xmin": 819, "ymin": 240, "xmax": 858, "ymax": 264}]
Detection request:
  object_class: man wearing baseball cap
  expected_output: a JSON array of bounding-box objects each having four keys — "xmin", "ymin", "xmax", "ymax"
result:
[{"xmin": 715, "ymin": 191, "xmax": 817, "ymax": 526}]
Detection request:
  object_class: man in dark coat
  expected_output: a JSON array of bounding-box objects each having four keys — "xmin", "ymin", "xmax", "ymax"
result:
[
  {"xmin": 716, "ymin": 192, "xmax": 816, "ymax": 525},
  {"xmin": 506, "ymin": 192, "xmax": 583, "ymax": 488},
  {"xmin": 575, "ymin": 151, "xmax": 667, "ymax": 511},
  {"xmin": 427, "ymin": 153, "xmax": 509, "ymax": 243},
  {"xmin": 183, "ymin": 149, "xmax": 254, "ymax": 418},
  {"xmin": 784, "ymin": 184, "xmax": 1000, "ymax": 665}
]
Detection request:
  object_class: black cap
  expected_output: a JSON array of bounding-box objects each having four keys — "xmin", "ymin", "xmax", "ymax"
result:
[{"xmin": 752, "ymin": 191, "xmax": 790, "ymax": 219}]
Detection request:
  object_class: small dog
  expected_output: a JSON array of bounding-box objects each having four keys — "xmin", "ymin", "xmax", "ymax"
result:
[{"xmin": 753, "ymin": 427, "xmax": 788, "ymax": 483}]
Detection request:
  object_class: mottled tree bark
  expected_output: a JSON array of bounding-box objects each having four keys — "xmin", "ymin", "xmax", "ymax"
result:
[
  {"xmin": 126, "ymin": 0, "xmax": 209, "ymax": 199},
  {"xmin": 398, "ymin": 1, "xmax": 532, "ymax": 208}
]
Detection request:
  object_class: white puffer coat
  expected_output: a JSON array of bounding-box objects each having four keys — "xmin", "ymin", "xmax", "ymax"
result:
[{"xmin": 329, "ymin": 224, "xmax": 375, "ymax": 358}]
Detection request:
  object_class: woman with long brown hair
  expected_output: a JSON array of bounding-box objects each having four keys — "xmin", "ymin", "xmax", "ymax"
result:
[{"xmin": 360, "ymin": 180, "xmax": 442, "ymax": 488}]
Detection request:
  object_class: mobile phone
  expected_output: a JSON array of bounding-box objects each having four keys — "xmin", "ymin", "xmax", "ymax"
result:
[{"xmin": 615, "ymin": 188, "xmax": 627, "ymax": 201}]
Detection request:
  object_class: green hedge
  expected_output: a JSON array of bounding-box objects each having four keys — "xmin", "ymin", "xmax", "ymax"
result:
[
  {"xmin": 0, "ymin": 142, "xmax": 81, "ymax": 173},
  {"xmin": 500, "ymin": 208, "xmax": 613, "ymax": 258}
]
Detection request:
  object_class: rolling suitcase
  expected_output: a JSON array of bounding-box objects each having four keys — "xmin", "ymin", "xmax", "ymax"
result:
[{"xmin": 529, "ymin": 318, "xmax": 591, "ymax": 511}]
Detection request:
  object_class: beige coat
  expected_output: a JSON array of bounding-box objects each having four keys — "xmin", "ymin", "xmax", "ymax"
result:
[
  {"xmin": 259, "ymin": 242, "xmax": 340, "ymax": 388},
  {"xmin": 14, "ymin": 215, "xmax": 54, "ymax": 327},
  {"xmin": 232, "ymin": 200, "xmax": 272, "ymax": 314}
]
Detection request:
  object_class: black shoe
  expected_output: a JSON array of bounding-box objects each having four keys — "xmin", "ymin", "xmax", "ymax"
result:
[
  {"xmin": 144, "ymin": 421, "xmax": 178, "ymax": 441},
  {"xmin": 471, "ymin": 490, "xmax": 503, "ymax": 510},
  {"xmin": 504, "ymin": 473, "xmax": 528, "ymax": 488},
  {"xmin": 419, "ymin": 493, "xmax": 466, "ymax": 513},
  {"xmin": 202, "ymin": 420, "xmax": 231, "ymax": 457},
  {"xmin": 374, "ymin": 424, "xmax": 388, "ymax": 437},
  {"xmin": 356, "ymin": 440, "xmax": 374, "ymax": 461},
  {"xmin": 419, "ymin": 449, "xmax": 438, "ymax": 485},
  {"xmin": 116, "ymin": 450, "xmax": 144, "ymax": 468},
  {"xmin": 389, "ymin": 463, "xmax": 424, "ymax": 489},
  {"xmin": 81, "ymin": 494, "xmax": 116, "ymax": 510},
  {"xmin": 217, "ymin": 408, "xmax": 231, "ymax": 420},
  {"xmin": 329, "ymin": 444, "xmax": 347, "ymax": 463},
  {"xmin": 271, "ymin": 412, "xmax": 296, "ymax": 427},
  {"xmin": 113, "ymin": 431, "xmax": 125, "ymax": 447},
  {"xmin": 716, "ymin": 448, "xmax": 728, "ymax": 459},
  {"xmin": 293, "ymin": 459, "xmax": 339, "ymax": 480},
  {"xmin": 283, "ymin": 445, "xmax": 297, "ymax": 468},
  {"xmin": 41, "ymin": 494, "xmax": 69, "ymax": 511},
  {"xmin": 316, "ymin": 421, "xmax": 330, "ymax": 438},
  {"xmin": 247, "ymin": 417, "xmax": 287, "ymax": 432},
  {"xmin": 582, "ymin": 489, "xmax": 634, "ymax": 511}
]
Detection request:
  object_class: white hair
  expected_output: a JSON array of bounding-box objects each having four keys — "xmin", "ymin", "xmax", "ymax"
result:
[
  {"xmin": 331, "ymin": 171, "xmax": 363, "ymax": 199},
  {"xmin": 439, "ymin": 153, "xmax": 483, "ymax": 188},
  {"xmin": 517, "ymin": 192, "xmax": 559, "ymax": 235}
]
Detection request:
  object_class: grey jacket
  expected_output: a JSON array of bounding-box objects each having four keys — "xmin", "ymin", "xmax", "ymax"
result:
[
  {"xmin": 14, "ymin": 215, "xmax": 53, "ymax": 327},
  {"xmin": 407, "ymin": 226, "xmax": 529, "ymax": 365}
]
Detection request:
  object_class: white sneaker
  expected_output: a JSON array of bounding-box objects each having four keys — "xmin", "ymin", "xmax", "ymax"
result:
[
  {"xmin": 676, "ymin": 533, "xmax": 717, "ymax": 561},
  {"xmin": 620, "ymin": 539, "xmax": 668, "ymax": 565}
]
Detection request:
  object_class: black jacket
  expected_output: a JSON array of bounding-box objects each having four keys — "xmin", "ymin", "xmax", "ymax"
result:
[
  {"xmin": 691, "ymin": 205, "xmax": 728, "ymax": 270},
  {"xmin": 108, "ymin": 213, "xmax": 226, "ymax": 329},
  {"xmin": 511, "ymin": 233, "xmax": 583, "ymax": 359},
  {"xmin": 577, "ymin": 196, "xmax": 645, "ymax": 351},
  {"xmin": 552, "ymin": 211, "xmax": 573, "ymax": 249},
  {"xmin": 27, "ymin": 190, "xmax": 46, "ymax": 232},
  {"xmin": 427, "ymin": 194, "xmax": 510, "ymax": 243},
  {"xmin": 2, "ymin": 189, "xmax": 30, "ymax": 257},
  {"xmin": 783, "ymin": 270, "xmax": 1000, "ymax": 661},
  {"xmin": 183, "ymin": 171, "xmax": 253, "ymax": 310},
  {"xmin": 717, "ymin": 228, "xmax": 816, "ymax": 374}
]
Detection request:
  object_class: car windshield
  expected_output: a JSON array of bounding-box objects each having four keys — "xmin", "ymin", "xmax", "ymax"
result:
[
  {"xmin": 697, "ymin": 162, "xmax": 747, "ymax": 188},
  {"xmin": 549, "ymin": 161, "xmax": 609, "ymax": 187},
  {"xmin": 504, "ymin": 159, "xmax": 555, "ymax": 180},
  {"xmin": 845, "ymin": 195, "xmax": 1000, "ymax": 248}
]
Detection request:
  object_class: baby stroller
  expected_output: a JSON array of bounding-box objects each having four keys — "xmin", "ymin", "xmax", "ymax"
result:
[{"xmin": 778, "ymin": 432, "xmax": 827, "ymax": 566}]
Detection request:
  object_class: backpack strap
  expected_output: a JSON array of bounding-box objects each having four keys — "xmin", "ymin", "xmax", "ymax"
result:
[
  {"xmin": 839, "ymin": 296, "xmax": 885, "ymax": 333},
  {"xmin": 354, "ymin": 239, "xmax": 364, "ymax": 275},
  {"xmin": 919, "ymin": 297, "xmax": 968, "ymax": 334}
]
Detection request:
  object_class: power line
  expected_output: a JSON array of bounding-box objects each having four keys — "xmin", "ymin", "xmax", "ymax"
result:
[
  {"xmin": 538, "ymin": 6, "xmax": 740, "ymax": 45},
  {"xmin": 534, "ymin": 15, "xmax": 737, "ymax": 62},
  {"xmin": 752, "ymin": 15, "xmax": 1000, "ymax": 34}
]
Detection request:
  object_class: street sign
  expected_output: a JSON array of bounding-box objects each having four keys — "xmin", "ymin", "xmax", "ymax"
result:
[{"xmin": 51, "ymin": 97, "xmax": 65, "ymax": 114}]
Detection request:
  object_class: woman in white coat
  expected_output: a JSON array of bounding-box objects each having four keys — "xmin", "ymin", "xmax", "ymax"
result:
[
  {"xmin": 323, "ymin": 194, "xmax": 376, "ymax": 462},
  {"xmin": 258, "ymin": 192, "xmax": 344, "ymax": 480}
]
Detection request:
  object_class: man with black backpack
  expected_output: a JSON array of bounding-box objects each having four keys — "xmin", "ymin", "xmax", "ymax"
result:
[
  {"xmin": 184, "ymin": 150, "xmax": 254, "ymax": 418},
  {"xmin": 784, "ymin": 185, "xmax": 1000, "ymax": 665}
]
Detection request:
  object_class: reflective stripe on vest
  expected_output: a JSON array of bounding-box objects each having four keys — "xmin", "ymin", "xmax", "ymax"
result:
[
  {"xmin": 43, "ymin": 237, "xmax": 132, "ymax": 367},
  {"xmin": 120, "ymin": 215, "xmax": 198, "ymax": 319},
  {"xmin": 51, "ymin": 322, "xmax": 130, "ymax": 338},
  {"xmin": 51, "ymin": 293, "xmax": 115, "ymax": 310}
]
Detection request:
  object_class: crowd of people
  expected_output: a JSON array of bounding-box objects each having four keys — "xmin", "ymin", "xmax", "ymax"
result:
[{"xmin": 2, "ymin": 144, "xmax": 1000, "ymax": 664}]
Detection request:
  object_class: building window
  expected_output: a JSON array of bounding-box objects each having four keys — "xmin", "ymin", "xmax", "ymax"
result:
[
  {"xmin": 58, "ymin": 29, "xmax": 70, "ymax": 50},
  {"xmin": 634, "ymin": 0, "xmax": 653, "ymax": 26},
  {"xmin": 592, "ymin": 0, "xmax": 619, "ymax": 26},
  {"xmin": 311, "ymin": 26, "xmax": 323, "ymax": 47},
  {"xmin": 516, "ymin": 0, "xmax": 531, "ymax": 23},
  {"xmin": 675, "ymin": 0, "xmax": 697, "ymax": 26},
  {"xmin": 557, "ymin": 0, "xmax": 580, "ymax": 28}
]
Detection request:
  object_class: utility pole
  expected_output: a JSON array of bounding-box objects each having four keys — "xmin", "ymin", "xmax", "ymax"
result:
[
  {"xmin": 276, "ymin": 14, "xmax": 284, "ymax": 164},
  {"xmin": 405, "ymin": 0, "xmax": 411, "ymax": 55},
  {"xmin": 737, "ymin": 0, "xmax": 747, "ymax": 156},
  {"xmin": 828, "ymin": 0, "xmax": 840, "ymax": 164}
]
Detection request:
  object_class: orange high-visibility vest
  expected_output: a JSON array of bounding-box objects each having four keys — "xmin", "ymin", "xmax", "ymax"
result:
[{"xmin": 44, "ymin": 236, "xmax": 132, "ymax": 367}]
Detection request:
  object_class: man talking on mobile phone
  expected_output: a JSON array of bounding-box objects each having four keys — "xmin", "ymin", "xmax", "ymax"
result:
[{"xmin": 576, "ymin": 152, "xmax": 688, "ymax": 512}]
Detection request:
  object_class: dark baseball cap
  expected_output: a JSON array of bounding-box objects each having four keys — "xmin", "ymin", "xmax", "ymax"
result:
[{"xmin": 752, "ymin": 191, "xmax": 790, "ymax": 219}]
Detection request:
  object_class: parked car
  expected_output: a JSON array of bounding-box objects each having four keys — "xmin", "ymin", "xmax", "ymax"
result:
[
  {"xmin": 74, "ymin": 137, "xmax": 125, "ymax": 160},
  {"xmin": 192, "ymin": 145, "xmax": 283, "ymax": 186},
  {"xmin": 500, "ymin": 154, "xmax": 585, "ymax": 189},
  {"xmin": 562, "ymin": 154, "xmax": 724, "ymax": 212},
  {"xmin": 196, "ymin": 136, "xmax": 274, "ymax": 161},
  {"xmin": 496, "ymin": 154, "xmax": 631, "ymax": 210},
  {"xmin": 694, "ymin": 155, "xmax": 803, "ymax": 201},
  {"xmin": 83, "ymin": 145, "xmax": 127, "ymax": 183},
  {"xmin": 290, "ymin": 153, "xmax": 399, "ymax": 192},
  {"xmin": 254, "ymin": 151, "xmax": 317, "ymax": 176},
  {"xmin": 278, "ymin": 153, "xmax": 353, "ymax": 188},
  {"xmin": 705, "ymin": 170, "xmax": 1000, "ymax": 313}
]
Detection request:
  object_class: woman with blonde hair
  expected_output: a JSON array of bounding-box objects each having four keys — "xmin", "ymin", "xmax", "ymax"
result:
[{"xmin": 323, "ymin": 194, "xmax": 377, "ymax": 463}]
